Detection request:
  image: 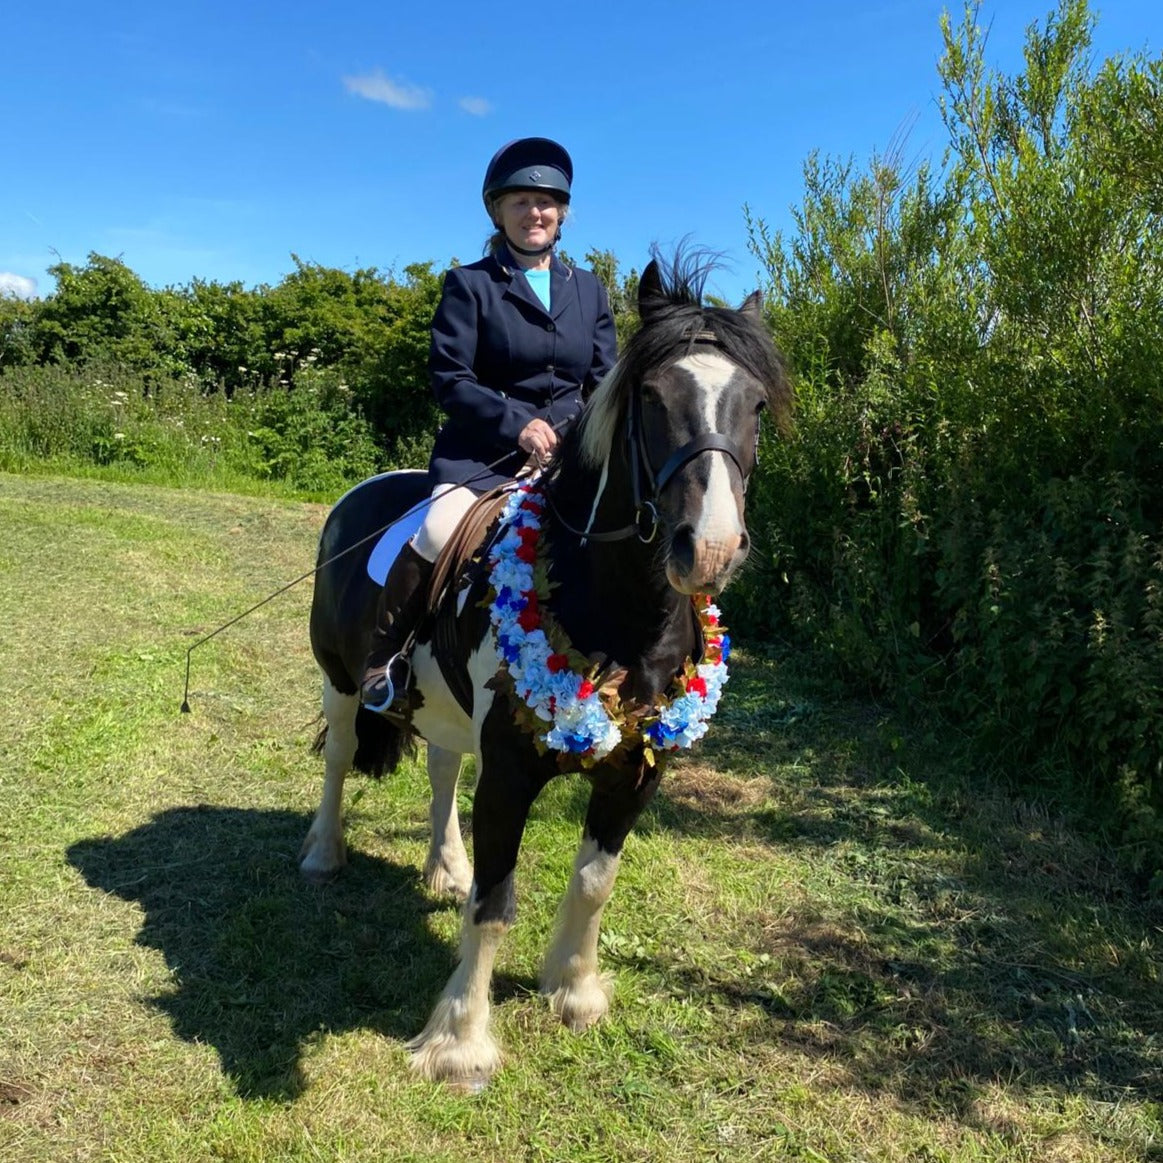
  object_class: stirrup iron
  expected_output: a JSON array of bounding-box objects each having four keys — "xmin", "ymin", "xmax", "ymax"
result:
[{"xmin": 363, "ymin": 651, "xmax": 412, "ymax": 714}]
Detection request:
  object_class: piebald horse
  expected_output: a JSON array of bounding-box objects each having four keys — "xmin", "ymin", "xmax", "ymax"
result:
[{"xmin": 302, "ymin": 253, "xmax": 791, "ymax": 1089}]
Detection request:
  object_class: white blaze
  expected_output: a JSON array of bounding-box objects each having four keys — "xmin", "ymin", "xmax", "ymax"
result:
[{"xmin": 673, "ymin": 351, "xmax": 744, "ymax": 546}]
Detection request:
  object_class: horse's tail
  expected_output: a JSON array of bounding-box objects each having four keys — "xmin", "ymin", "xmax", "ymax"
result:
[{"xmin": 311, "ymin": 709, "xmax": 418, "ymax": 778}]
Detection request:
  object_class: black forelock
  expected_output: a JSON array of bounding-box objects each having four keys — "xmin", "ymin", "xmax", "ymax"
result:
[
  {"xmin": 565, "ymin": 246, "xmax": 792, "ymax": 474},
  {"xmin": 621, "ymin": 245, "xmax": 790, "ymax": 418}
]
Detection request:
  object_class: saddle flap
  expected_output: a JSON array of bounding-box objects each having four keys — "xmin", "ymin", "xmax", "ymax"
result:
[
  {"xmin": 422, "ymin": 484, "xmax": 515, "ymax": 718},
  {"xmin": 426, "ymin": 484, "xmax": 514, "ymax": 618}
]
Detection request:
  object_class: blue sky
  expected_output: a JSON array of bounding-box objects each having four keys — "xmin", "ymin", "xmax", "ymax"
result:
[{"xmin": 3, "ymin": 1, "xmax": 1160, "ymax": 304}]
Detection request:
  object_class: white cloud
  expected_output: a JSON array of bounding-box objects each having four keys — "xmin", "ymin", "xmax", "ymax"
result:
[
  {"xmin": 0, "ymin": 272, "xmax": 37, "ymax": 300},
  {"xmin": 343, "ymin": 70, "xmax": 432, "ymax": 111},
  {"xmin": 458, "ymin": 96, "xmax": 493, "ymax": 117}
]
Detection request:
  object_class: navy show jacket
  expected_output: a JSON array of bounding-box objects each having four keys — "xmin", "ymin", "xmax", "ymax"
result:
[{"xmin": 428, "ymin": 244, "xmax": 618, "ymax": 490}]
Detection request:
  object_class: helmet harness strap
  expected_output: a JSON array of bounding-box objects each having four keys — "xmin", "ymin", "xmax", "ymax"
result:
[{"xmin": 505, "ymin": 236, "xmax": 556, "ymax": 258}]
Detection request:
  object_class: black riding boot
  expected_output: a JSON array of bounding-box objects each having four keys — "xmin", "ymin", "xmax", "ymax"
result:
[{"xmin": 360, "ymin": 542, "xmax": 434, "ymax": 712}]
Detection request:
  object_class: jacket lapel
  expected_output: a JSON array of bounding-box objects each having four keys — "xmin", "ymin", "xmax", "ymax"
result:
[
  {"xmin": 497, "ymin": 244, "xmax": 545, "ymax": 317},
  {"xmin": 496, "ymin": 245, "xmax": 576, "ymax": 321},
  {"xmin": 550, "ymin": 255, "xmax": 576, "ymax": 322}
]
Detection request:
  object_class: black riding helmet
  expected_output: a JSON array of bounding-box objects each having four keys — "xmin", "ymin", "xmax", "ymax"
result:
[{"xmin": 481, "ymin": 137, "xmax": 573, "ymax": 211}]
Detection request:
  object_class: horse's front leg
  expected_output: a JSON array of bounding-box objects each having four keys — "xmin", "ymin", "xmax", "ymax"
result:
[
  {"xmin": 423, "ymin": 743, "xmax": 473, "ymax": 900},
  {"xmin": 408, "ymin": 737, "xmax": 549, "ymax": 1090},
  {"xmin": 540, "ymin": 766, "xmax": 663, "ymax": 1030},
  {"xmin": 299, "ymin": 677, "xmax": 358, "ymax": 882}
]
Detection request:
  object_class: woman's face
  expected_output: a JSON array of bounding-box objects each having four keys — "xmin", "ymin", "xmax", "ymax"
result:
[{"xmin": 496, "ymin": 190, "xmax": 563, "ymax": 251}]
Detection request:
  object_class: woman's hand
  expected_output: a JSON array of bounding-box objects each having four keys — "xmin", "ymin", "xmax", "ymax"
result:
[{"xmin": 517, "ymin": 418, "xmax": 559, "ymax": 461}]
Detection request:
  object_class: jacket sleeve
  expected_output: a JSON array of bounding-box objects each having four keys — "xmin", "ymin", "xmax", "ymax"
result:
[
  {"xmin": 584, "ymin": 280, "xmax": 618, "ymax": 396},
  {"xmin": 429, "ymin": 267, "xmax": 536, "ymax": 449}
]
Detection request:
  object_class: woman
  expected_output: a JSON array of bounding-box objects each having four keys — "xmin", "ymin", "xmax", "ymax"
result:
[{"xmin": 362, "ymin": 137, "xmax": 618, "ymax": 710}]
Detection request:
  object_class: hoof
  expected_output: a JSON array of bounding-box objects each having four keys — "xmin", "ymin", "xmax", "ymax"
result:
[
  {"xmin": 541, "ymin": 973, "xmax": 612, "ymax": 1032},
  {"xmin": 299, "ymin": 833, "xmax": 346, "ymax": 884},
  {"xmin": 299, "ymin": 861, "xmax": 342, "ymax": 886},
  {"xmin": 407, "ymin": 1030, "xmax": 501, "ymax": 1090},
  {"xmin": 423, "ymin": 858, "xmax": 473, "ymax": 903},
  {"xmin": 446, "ymin": 1073, "xmax": 491, "ymax": 1097}
]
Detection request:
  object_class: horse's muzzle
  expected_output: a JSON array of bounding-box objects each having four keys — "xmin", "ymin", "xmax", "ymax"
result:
[{"xmin": 666, "ymin": 524, "xmax": 750, "ymax": 595}]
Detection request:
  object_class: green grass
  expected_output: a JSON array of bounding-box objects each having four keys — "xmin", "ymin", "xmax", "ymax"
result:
[{"xmin": 0, "ymin": 471, "xmax": 1159, "ymax": 1161}]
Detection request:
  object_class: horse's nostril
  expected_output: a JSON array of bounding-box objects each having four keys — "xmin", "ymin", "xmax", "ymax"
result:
[
  {"xmin": 671, "ymin": 525, "xmax": 695, "ymax": 573},
  {"xmin": 738, "ymin": 530, "xmax": 750, "ymax": 556}
]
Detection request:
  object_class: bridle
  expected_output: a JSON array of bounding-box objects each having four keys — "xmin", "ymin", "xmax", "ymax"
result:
[{"xmin": 547, "ymin": 331, "xmax": 760, "ymax": 544}]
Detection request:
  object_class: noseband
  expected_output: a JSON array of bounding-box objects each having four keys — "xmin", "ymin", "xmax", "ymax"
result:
[{"xmin": 551, "ymin": 331, "xmax": 756, "ymax": 544}]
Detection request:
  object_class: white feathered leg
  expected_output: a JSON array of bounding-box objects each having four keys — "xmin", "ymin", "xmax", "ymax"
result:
[
  {"xmin": 539, "ymin": 834, "xmax": 621, "ymax": 1030},
  {"xmin": 299, "ymin": 678, "xmax": 357, "ymax": 882},
  {"xmin": 423, "ymin": 744, "xmax": 473, "ymax": 900},
  {"xmin": 407, "ymin": 885, "xmax": 505, "ymax": 1091}
]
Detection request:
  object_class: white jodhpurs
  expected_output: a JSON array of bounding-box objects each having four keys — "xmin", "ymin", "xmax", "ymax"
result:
[{"xmin": 412, "ymin": 483, "xmax": 480, "ymax": 564}]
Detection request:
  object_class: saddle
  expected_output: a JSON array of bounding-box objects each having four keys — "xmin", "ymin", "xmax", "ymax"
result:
[{"xmin": 416, "ymin": 483, "xmax": 513, "ymax": 717}]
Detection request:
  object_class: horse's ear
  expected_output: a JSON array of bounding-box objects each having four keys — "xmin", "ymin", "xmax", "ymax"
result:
[
  {"xmin": 638, "ymin": 260, "xmax": 666, "ymax": 320},
  {"xmin": 739, "ymin": 290, "xmax": 763, "ymax": 319}
]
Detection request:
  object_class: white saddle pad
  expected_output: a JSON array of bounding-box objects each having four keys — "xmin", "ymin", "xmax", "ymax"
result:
[{"xmin": 367, "ymin": 507, "xmax": 426, "ymax": 585}]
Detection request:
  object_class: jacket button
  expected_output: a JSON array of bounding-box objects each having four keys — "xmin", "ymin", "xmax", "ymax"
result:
[
  {"xmin": 545, "ymin": 364, "xmax": 555, "ymax": 373},
  {"xmin": 546, "ymin": 321, "xmax": 555, "ymax": 331}
]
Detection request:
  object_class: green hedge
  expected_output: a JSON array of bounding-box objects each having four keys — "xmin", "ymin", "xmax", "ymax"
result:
[
  {"xmin": 0, "ymin": 362, "xmax": 392, "ymax": 499},
  {"xmin": 734, "ymin": 0, "xmax": 1163, "ymax": 880}
]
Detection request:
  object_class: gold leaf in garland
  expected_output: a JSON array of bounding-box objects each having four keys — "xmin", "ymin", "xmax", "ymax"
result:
[{"xmin": 597, "ymin": 668, "xmax": 629, "ymax": 702}]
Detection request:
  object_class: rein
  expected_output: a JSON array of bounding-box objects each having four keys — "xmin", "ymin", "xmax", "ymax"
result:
[{"xmin": 546, "ymin": 330, "xmax": 752, "ymax": 544}]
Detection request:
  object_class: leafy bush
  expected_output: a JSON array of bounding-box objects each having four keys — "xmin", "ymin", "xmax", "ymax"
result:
[
  {"xmin": 738, "ymin": 0, "xmax": 1163, "ymax": 878},
  {"xmin": 0, "ymin": 254, "xmax": 455, "ymax": 460},
  {"xmin": 0, "ymin": 362, "xmax": 386, "ymax": 498},
  {"xmin": 227, "ymin": 367, "xmax": 383, "ymax": 494}
]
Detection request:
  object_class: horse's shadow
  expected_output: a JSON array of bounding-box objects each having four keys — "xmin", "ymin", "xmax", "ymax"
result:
[{"xmin": 67, "ymin": 805, "xmax": 476, "ymax": 1101}]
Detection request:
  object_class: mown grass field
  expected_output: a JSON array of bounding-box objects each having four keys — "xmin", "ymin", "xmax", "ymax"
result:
[{"xmin": 0, "ymin": 472, "xmax": 1159, "ymax": 1162}]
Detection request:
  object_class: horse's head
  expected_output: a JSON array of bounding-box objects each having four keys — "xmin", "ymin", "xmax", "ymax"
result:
[{"xmin": 577, "ymin": 251, "xmax": 792, "ymax": 596}]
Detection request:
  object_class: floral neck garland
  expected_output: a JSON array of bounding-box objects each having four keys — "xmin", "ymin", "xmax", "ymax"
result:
[{"xmin": 487, "ymin": 479, "xmax": 731, "ymax": 767}]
